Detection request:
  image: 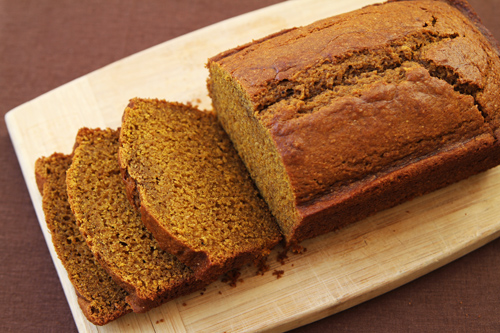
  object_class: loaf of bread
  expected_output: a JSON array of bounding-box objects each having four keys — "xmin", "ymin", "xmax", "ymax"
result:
[
  {"xmin": 35, "ymin": 153, "xmax": 131, "ymax": 325},
  {"xmin": 207, "ymin": 0, "xmax": 500, "ymax": 246},
  {"xmin": 66, "ymin": 127, "xmax": 208, "ymax": 313},
  {"xmin": 118, "ymin": 98, "xmax": 282, "ymax": 281}
]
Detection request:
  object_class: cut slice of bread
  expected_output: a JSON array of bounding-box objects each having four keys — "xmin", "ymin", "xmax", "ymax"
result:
[
  {"xmin": 66, "ymin": 127, "xmax": 209, "ymax": 313},
  {"xmin": 35, "ymin": 153, "xmax": 131, "ymax": 326},
  {"xmin": 118, "ymin": 98, "xmax": 282, "ymax": 281}
]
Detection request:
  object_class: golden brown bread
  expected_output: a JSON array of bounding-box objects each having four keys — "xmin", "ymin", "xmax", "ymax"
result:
[
  {"xmin": 66, "ymin": 127, "xmax": 208, "ymax": 313},
  {"xmin": 118, "ymin": 99, "xmax": 282, "ymax": 281},
  {"xmin": 35, "ymin": 153, "xmax": 131, "ymax": 325},
  {"xmin": 207, "ymin": 0, "xmax": 500, "ymax": 245}
]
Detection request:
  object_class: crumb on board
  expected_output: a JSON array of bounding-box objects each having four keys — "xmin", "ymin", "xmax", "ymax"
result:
[
  {"xmin": 255, "ymin": 256, "xmax": 270, "ymax": 275},
  {"xmin": 221, "ymin": 269, "xmax": 242, "ymax": 287},
  {"xmin": 272, "ymin": 269, "xmax": 285, "ymax": 279}
]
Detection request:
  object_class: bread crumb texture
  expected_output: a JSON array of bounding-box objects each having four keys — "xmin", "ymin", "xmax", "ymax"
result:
[
  {"xmin": 119, "ymin": 99, "xmax": 281, "ymax": 270},
  {"xmin": 35, "ymin": 153, "xmax": 131, "ymax": 325},
  {"xmin": 66, "ymin": 128, "xmax": 199, "ymax": 310}
]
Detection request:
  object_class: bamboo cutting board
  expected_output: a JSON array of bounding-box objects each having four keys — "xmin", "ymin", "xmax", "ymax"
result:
[{"xmin": 5, "ymin": 0, "xmax": 500, "ymax": 331}]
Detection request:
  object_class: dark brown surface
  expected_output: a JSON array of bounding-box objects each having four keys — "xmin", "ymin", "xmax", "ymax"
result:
[
  {"xmin": 208, "ymin": 0, "xmax": 500, "ymax": 246},
  {"xmin": 0, "ymin": 0, "xmax": 499, "ymax": 332}
]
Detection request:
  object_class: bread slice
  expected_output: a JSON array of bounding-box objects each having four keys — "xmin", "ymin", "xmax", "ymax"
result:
[
  {"xmin": 35, "ymin": 153, "xmax": 131, "ymax": 325},
  {"xmin": 207, "ymin": 0, "xmax": 500, "ymax": 246},
  {"xmin": 66, "ymin": 127, "xmax": 208, "ymax": 313},
  {"xmin": 118, "ymin": 98, "xmax": 282, "ymax": 281}
]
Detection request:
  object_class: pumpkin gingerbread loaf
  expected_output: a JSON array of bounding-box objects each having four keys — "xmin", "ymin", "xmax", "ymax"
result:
[
  {"xmin": 35, "ymin": 153, "xmax": 131, "ymax": 325},
  {"xmin": 66, "ymin": 127, "xmax": 208, "ymax": 313},
  {"xmin": 118, "ymin": 98, "xmax": 282, "ymax": 281},
  {"xmin": 207, "ymin": 0, "xmax": 500, "ymax": 245}
]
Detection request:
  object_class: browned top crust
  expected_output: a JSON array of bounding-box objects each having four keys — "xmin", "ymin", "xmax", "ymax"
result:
[
  {"xmin": 211, "ymin": 1, "xmax": 499, "ymax": 111},
  {"xmin": 209, "ymin": 0, "xmax": 500, "ymax": 205}
]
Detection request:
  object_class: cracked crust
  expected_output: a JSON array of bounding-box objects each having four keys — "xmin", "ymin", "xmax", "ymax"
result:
[{"xmin": 207, "ymin": 0, "xmax": 500, "ymax": 245}]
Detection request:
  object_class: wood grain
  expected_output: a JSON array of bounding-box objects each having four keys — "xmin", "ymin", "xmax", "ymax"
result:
[{"xmin": 5, "ymin": 0, "xmax": 500, "ymax": 331}]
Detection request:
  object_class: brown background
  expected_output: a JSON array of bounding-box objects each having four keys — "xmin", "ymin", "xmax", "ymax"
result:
[{"xmin": 1, "ymin": 0, "xmax": 499, "ymax": 332}]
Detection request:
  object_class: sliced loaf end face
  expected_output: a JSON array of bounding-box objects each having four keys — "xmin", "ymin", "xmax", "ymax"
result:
[{"xmin": 207, "ymin": 0, "xmax": 500, "ymax": 246}]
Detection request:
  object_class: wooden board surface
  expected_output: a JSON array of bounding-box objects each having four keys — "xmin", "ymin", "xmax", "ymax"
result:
[{"xmin": 5, "ymin": 0, "xmax": 500, "ymax": 331}]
